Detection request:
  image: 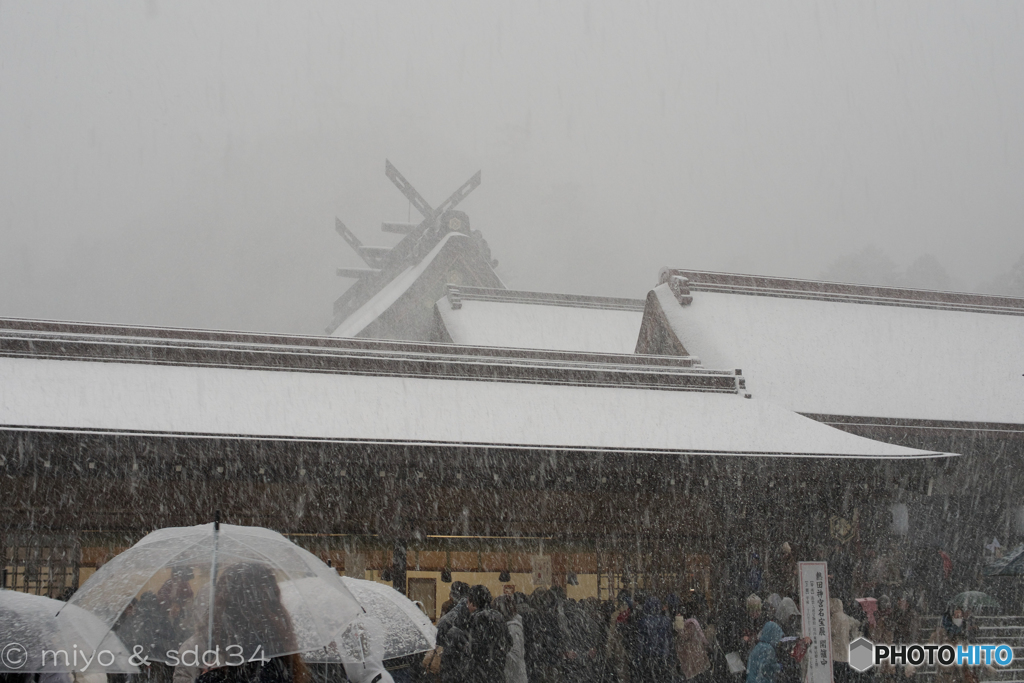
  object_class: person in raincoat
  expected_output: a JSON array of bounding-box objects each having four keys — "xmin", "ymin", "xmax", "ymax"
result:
[
  {"xmin": 740, "ymin": 595, "xmax": 764, "ymax": 661},
  {"xmin": 771, "ymin": 599, "xmax": 803, "ymax": 683},
  {"xmin": 673, "ymin": 608, "xmax": 711, "ymax": 682},
  {"xmin": 745, "ymin": 622, "xmax": 783, "ymax": 683},
  {"xmin": 493, "ymin": 596, "xmax": 527, "ymax": 683},
  {"xmin": 829, "ymin": 598, "xmax": 861, "ymax": 683},
  {"xmin": 636, "ymin": 597, "xmax": 672, "ymax": 683},
  {"xmin": 466, "ymin": 585, "xmax": 512, "ymax": 683},
  {"xmin": 774, "ymin": 599, "xmax": 800, "ymax": 638}
]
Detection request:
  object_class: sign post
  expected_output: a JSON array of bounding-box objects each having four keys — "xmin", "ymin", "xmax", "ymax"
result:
[{"xmin": 799, "ymin": 561, "xmax": 834, "ymax": 683}]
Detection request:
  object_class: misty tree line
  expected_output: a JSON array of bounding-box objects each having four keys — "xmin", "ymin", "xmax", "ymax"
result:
[{"xmin": 821, "ymin": 247, "xmax": 1024, "ymax": 296}]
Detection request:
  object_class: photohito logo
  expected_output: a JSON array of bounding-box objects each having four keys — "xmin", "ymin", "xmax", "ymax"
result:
[
  {"xmin": 848, "ymin": 638, "xmax": 1014, "ymax": 672},
  {"xmin": 1, "ymin": 642, "xmax": 29, "ymax": 669}
]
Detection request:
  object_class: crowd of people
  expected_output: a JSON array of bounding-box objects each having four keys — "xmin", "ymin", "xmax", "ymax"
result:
[
  {"xmin": 419, "ymin": 581, "xmax": 718, "ymax": 683},
  {"xmin": 411, "ymin": 547, "xmax": 985, "ymax": 683},
  {"xmin": 0, "ymin": 542, "xmax": 991, "ymax": 683}
]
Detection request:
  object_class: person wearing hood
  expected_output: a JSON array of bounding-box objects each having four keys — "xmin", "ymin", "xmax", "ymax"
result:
[
  {"xmin": 830, "ymin": 599, "xmax": 861, "ymax": 683},
  {"xmin": 674, "ymin": 608, "xmax": 711, "ymax": 682},
  {"xmin": 637, "ymin": 597, "xmax": 672, "ymax": 683},
  {"xmin": 746, "ymin": 622, "xmax": 783, "ymax": 683},
  {"xmin": 741, "ymin": 595, "xmax": 765, "ymax": 659},
  {"xmin": 774, "ymin": 598, "xmax": 801, "ymax": 638},
  {"xmin": 772, "ymin": 599, "xmax": 803, "ymax": 683}
]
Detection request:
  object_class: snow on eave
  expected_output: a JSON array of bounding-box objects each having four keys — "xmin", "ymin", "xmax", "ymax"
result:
[{"xmin": 0, "ymin": 355, "xmax": 952, "ymax": 460}]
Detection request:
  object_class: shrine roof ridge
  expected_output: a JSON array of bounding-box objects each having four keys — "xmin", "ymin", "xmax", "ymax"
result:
[
  {"xmin": 0, "ymin": 316, "xmax": 736, "ymax": 394},
  {"xmin": 662, "ymin": 268, "xmax": 1024, "ymax": 316}
]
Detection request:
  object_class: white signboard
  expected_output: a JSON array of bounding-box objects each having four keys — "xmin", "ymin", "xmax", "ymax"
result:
[
  {"xmin": 531, "ymin": 555, "xmax": 552, "ymax": 587},
  {"xmin": 799, "ymin": 561, "xmax": 834, "ymax": 683}
]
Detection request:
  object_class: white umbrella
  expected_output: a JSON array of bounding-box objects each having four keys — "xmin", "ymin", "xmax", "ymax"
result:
[
  {"xmin": 67, "ymin": 523, "xmax": 365, "ymax": 666},
  {"xmin": 0, "ymin": 590, "xmax": 137, "ymax": 674},
  {"xmin": 340, "ymin": 578, "xmax": 436, "ymax": 660},
  {"xmin": 280, "ymin": 577, "xmax": 436, "ymax": 662},
  {"xmin": 278, "ymin": 578, "xmax": 383, "ymax": 663}
]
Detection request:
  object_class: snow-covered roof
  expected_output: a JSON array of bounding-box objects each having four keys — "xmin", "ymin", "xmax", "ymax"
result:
[
  {"xmin": 436, "ymin": 286, "xmax": 646, "ymax": 355},
  {"xmin": 332, "ymin": 234, "xmax": 455, "ymax": 338},
  {"xmin": 329, "ymin": 233, "xmax": 503, "ymax": 339},
  {"xmin": 0, "ymin": 355, "xmax": 946, "ymax": 459},
  {"xmin": 0, "ymin": 315, "xmax": 951, "ymax": 459},
  {"xmin": 645, "ymin": 270, "xmax": 1024, "ymax": 424}
]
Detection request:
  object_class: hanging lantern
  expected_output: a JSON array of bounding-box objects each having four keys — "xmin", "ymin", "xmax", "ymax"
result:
[
  {"xmin": 499, "ymin": 570, "xmax": 511, "ymax": 582},
  {"xmin": 441, "ymin": 568, "xmax": 452, "ymax": 583}
]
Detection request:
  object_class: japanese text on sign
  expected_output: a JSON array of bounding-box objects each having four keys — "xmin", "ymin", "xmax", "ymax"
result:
[{"xmin": 799, "ymin": 561, "xmax": 834, "ymax": 683}]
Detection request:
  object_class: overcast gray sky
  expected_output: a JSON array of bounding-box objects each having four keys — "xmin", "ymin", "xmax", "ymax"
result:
[{"xmin": 2, "ymin": 1, "xmax": 1022, "ymax": 334}]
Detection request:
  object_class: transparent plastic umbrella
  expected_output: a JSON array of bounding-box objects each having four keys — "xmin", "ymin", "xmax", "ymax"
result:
[
  {"xmin": 0, "ymin": 590, "xmax": 138, "ymax": 674},
  {"xmin": 340, "ymin": 578, "xmax": 436, "ymax": 660},
  {"xmin": 279, "ymin": 577, "xmax": 435, "ymax": 662},
  {"xmin": 948, "ymin": 591, "xmax": 1000, "ymax": 610},
  {"xmin": 67, "ymin": 523, "xmax": 365, "ymax": 666}
]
